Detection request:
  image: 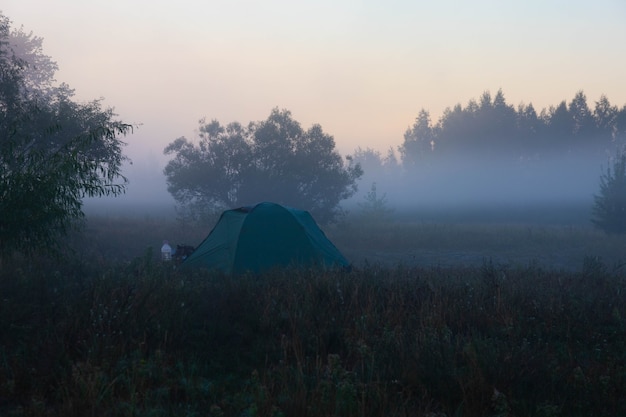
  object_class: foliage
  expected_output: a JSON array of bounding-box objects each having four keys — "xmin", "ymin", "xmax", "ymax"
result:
[
  {"xmin": 592, "ymin": 151, "xmax": 626, "ymax": 234},
  {"xmin": 0, "ymin": 13, "xmax": 132, "ymax": 256},
  {"xmin": 163, "ymin": 108, "xmax": 362, "ymax": 223},
  {"xmin": 399, "ymin": 89, "xmax": 626, "ymax": 166},
  {"xmin": 399, "ymin": 108, "xmax": 436, "ymax": 167}
]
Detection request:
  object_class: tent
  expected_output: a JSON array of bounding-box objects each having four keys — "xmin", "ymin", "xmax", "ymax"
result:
[{"xmin": 181, "ymin": 202, "xmax": 349, "ymax": 274}]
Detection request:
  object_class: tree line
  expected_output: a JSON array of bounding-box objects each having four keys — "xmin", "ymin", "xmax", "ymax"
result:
[
  {"xmin": 351, "ymin": 89, "xmax": 626, "ymax": 233},
  {"xmin": 400, "ymin": 89, "xmax": 626, "ymax": 167}
]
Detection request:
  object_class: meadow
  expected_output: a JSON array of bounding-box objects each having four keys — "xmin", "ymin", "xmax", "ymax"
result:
[{"xmin": 1, "ymin": 210, "xmax": 625, "ymax": 416}]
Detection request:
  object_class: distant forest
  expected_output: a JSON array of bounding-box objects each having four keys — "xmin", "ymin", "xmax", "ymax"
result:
[
  {"xmin": 399, "ymin": 89, "xmax": 625, "ymax": 165},
  {"xmin": 351, "ymin": 90, "xmax": 626, "ymax": 212}
]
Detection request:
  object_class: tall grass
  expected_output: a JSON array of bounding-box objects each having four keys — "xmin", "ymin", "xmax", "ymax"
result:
[{"xmin": 1, "ymin": 246, "xmax": 625, "ymax": 416}]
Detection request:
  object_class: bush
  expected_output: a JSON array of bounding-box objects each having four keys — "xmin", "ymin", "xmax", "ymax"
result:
[{"xmin": 592, "ymin": 151, "xmax": 626, "ymax": 234}]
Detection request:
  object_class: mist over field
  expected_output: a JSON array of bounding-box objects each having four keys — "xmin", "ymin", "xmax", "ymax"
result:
[
  {"xmin": 83, "ymin": 147, "xmax": 607, "ymax": 229},
  {"xmin": 83, "ymin": 156, "xmax": 175, "ymax": 217},
  {"xmin": 345, "ymin": 148, "xmax": 609, "ymax": 224}
]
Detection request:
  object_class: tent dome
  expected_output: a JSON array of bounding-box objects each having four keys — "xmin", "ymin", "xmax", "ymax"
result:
[{"xmin": 182, "ymin": 202, "xmax": 349, "ymax": 274}]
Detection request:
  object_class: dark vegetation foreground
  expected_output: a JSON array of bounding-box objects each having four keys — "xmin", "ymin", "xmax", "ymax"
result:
[{"xmin": 2, "ymin": 230, "xmax": 626, "ymax": 416}]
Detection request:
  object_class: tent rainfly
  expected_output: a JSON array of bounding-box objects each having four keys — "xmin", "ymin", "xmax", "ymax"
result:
[{"xmin": 181, "ymin": 202, "xmax": 349, "ymax": 274}]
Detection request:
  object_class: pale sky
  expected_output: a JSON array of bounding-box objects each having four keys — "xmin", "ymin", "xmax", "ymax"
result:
[{"xmin": 4, "ymin": 1, "xmax": 626, "ymax": 177}]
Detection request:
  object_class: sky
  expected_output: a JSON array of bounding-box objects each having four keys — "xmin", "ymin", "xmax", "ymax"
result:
[{"xmin": 3, "ymin": 0, "xmax": 626, "ymax": 205}]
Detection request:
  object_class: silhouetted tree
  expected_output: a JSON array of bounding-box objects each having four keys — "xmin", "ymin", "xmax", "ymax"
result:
[
  {"xmin": 593, "ymin": 95, "xmax": 618, "ymax": 142},
  {"xmin": 0, "ymin": 13, "xmax": 132, "ymax": 256},
  {"xmin": 591, "ymin": 151, "xmax": 626, "ymax": 234},
  {"xmin": 516, "ymin": 102, "xmax": 547, "ymax": 155},
  {"xmin": 399, "ymin": 109, "xmax": 435, "ymax": 167},
  {"xmin": 615, "ymin": 105, "xmax": 626, "ymax": 144},
  {"xmin": 433, "ymin": 90, "xmax": 519, "ymax": 157},
  {"xmin": 435, "ymin": 103, "xmax": 466, "ymax": 155},
  {"xmin": 402, "ymin": 90, "xmax": 626, "ymax": 165},
  {"xmin": 545, "ymin": 101, "xmax": 573, "ymax": 149},
  {"xmin": 164, "ymin": 108, "xmax": 362, "ymax": 223},
  {"xmin": 490, "ymin": 89, "xmax": 518, "ymax": 153},
  {"xmin": 569, "ymin": 91, "xmax": 593, "ymax": 133}
]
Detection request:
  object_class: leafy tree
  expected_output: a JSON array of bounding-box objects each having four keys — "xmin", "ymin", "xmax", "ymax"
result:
[
  {"xmin": 591, "ymin": 151, "xmax": 626, "ymax": 234},
  {"xmin": 6, "ymin": 23, "xmax": 58, "ymax": 97},
  {"xmin": 0, "ymin": 13, "xmax": 132, "ymax": 256},
  {"xmin": 164, "ymin": 108, "xmax": 362, "ymax": 223}
]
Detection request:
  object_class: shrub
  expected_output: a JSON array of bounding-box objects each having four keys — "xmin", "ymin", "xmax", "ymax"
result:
[{"xmin": 592, "ymin": 151, "xmax": 626, "ymax": 234}]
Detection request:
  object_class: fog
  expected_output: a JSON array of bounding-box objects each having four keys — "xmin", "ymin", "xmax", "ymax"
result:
[
  {"xmin": 343, "ymin": 147, "xmax": 611, "ymax": 225},
  {"xmin": 83, "ymin": 151, "xmax": 175, "ymax": 218},
  {"xmin": 83, "ymin": 143, "xmax": 611, "ymax": 228}
]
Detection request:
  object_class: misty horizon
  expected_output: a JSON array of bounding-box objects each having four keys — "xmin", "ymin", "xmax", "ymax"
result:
[
  {"xmin": 83, "ymin": 88, "xmax": 625, "ymax": 228},
  {"xmin": 84, "ymin": 146, "xmax": 611, "ymax": 228}
]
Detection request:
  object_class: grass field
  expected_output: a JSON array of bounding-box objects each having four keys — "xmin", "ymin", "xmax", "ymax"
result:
[
  {"xmin": 1, "ymin": 212, "xmax": 625, "ymax": 416},
  {"xmin": 332, "ymin": 220, "xmax": 626, "ymax": 272}
]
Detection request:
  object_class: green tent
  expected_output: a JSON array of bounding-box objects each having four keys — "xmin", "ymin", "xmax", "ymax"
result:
[{"xmin": 181, "ymin": 202, "xmax": 349, "ymax": 274}]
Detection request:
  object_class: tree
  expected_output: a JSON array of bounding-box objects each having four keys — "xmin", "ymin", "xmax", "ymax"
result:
[
  {"xmin": 164, "ymin": 108, "xmax": 362, "ymax": 223},
  {"xmin": 516, "ymin": 102, "xmax": 547, "ymax": 155},
  {"xmin": 545, "ymin": 100, "xmax": 573, "ymax": 149},
  {"xmin": 491, "ymin": 89, "xmax": 518, "ymax": 152},
  {"xmin": 569, "ymin": 91, "xmax": 594, "ymax": 137},
  {"xmin": 593, "ymin": 95, "xmax": 617, "ymax": 139},
  {"xmin": 6, "ymin": 23, "xmax": 58, "ymax": 98},
  {"xmin": 591, "ymin": 151, "xmax": 626, "ymax": 234},
  {"xmin": 614, "ymin": 105, "xmax": 626, "ymax": 150},
  {"xmin": 0, "ymin": 13, "xmax": 132, "ymax": 256},
  {"xmin": 399, "ymin": 109, "xmax": 435, "ymax": 167}
]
